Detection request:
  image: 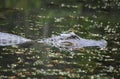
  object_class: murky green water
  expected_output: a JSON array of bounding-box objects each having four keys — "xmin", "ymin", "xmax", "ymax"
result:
[{"xmin": 0, "ymin": 0, "xmax": 120, "ymax": 79}]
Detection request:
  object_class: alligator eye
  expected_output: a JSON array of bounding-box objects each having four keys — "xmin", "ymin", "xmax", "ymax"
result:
[
  {"xmin": 66, "ymin": 35, "xmax": 79, "ymax": 39},
  {"xmin": 62, "ymin": 42, "xmax": 73, "ymax": 46}
]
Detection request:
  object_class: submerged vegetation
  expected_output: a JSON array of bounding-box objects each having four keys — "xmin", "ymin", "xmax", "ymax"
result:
[{"xmin": 0, "ymin": 0, "xmax": 120, "ymax": 79}]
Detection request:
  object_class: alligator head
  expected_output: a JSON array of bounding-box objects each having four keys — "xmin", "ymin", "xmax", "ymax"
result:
[{"xmin": 38, "ymin": 32, "xmax": 107, "ymax": 51}]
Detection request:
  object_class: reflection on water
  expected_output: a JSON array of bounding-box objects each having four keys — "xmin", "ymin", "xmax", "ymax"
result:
[{"xmin": 0, "ymin": 0, "xmax": 120, "ymax": 79}]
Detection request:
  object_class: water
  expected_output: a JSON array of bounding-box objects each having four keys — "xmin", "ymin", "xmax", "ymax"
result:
[{"xmin": 0, "ymin": 0, "xmax": 120, "ymax": 79}]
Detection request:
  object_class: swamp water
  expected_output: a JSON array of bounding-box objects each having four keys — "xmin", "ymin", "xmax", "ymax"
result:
[{"xmin": 0, "ymin": 0, "xmax": 120, "ymax": 79}]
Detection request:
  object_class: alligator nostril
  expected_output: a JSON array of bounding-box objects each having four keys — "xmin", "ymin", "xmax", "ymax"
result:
[
  {"xmin": 2, "ymin": 39, "xmax": 7, "ymax": 44},
  {"xmin": 50, "ymin": 39, "xmax": 53, "ymax": 41}
]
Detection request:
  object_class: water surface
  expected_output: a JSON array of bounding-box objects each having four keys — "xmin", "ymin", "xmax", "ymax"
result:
[{"xmin": 0, "ymin": 0, "xmax": 120, "ymax": 79}]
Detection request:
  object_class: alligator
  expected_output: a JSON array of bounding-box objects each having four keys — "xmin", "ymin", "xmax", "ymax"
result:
[{"xmin": 0, "ymin": 32, "xmax": 107, "ymax": 50}]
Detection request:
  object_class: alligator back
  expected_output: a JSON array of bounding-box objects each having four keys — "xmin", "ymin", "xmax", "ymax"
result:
[{"xmin": 0, "ymin": 32, "xmax": 31, "ymax": 46}]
